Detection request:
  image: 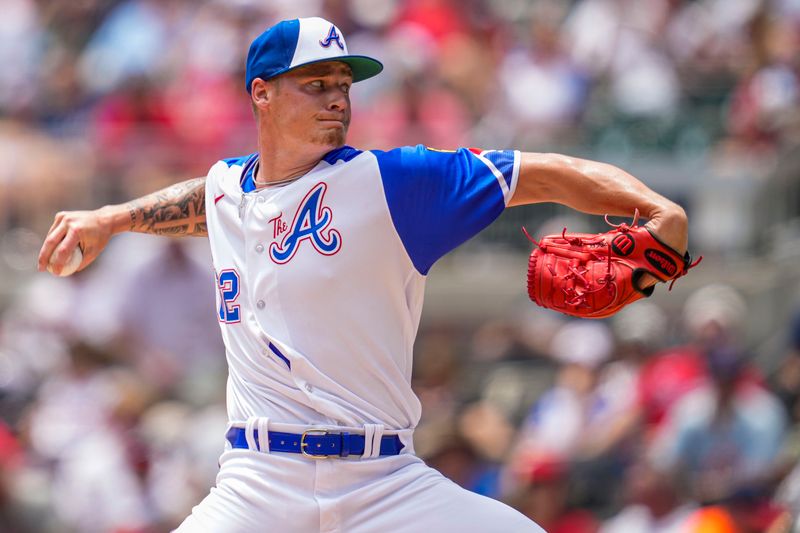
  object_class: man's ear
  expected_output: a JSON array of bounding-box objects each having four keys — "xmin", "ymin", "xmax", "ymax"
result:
[{"xmin": 251, "ymin": 78, "xmax": 271, "ymax": 110}]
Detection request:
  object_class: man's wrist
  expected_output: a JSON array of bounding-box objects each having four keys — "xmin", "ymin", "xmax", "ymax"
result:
[
  {"xmin": 647, "ymin": 204, "xmax": 688, "ymax": 254},
  {"xmin": 98, "ymin": 204, "xmax": 134, "ymax": 235}
]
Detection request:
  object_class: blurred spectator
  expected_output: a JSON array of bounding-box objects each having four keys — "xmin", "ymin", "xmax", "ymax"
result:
[
  {"xmin": 608, "ymin": 28, "xmax": 679, "ymax": 120},
  {"xmin": 600, "ymin": 458, "xmax": 697, "ymax": 533},
  {"xmin": 425, "ymin": 432, "xmax": 502, "ymax": 498},
  {"xmin": 508, "ymin": 320, "xmax": 622, "ymax": 508},
  {"xmin": 633, "ymin": 284, "xmax": 750, "ymax": 444},
  {"xmin": 115, "ymin": 239, "xmax": 224, "ymax": 398},
  {"xmin": 681, "ymin": 284, "xmax": 749, "ymax": 348},
  {"xmin": 497, "ymin": 2, "xmax": 587, "ymax": 145},
  {"xmin": 140, "ymin": 400, "xmax": 227, "ymax": 530},
  {"xmin": 771, "ymin": 420, "xmax": 800, "ymax": 533},
  {"xmin": 0, "ymin": 122, "xmax": 95, "ymax": 236},
  {"xmin": 468, "ymin": 315, "xmax": 559, "ymax": 426},
  {"xmin": 650, "ymin": 346, "xmax": 787, "ymax": 505},
  {"xmin": 512, "ymin": 320, "xmax": 614, "ymax": 463},
  {"xmin": 724, "ymin": 7, "xmax": 800, "ymax": 152},
  {"xmin": 511, "ymin": 456, "xmax": 600, "ymax": 533},
  {"xmin": 633, "ymin": 340, "xmax": 707, "ymax": 440},
  {"xmin": 24, "ymin": 341, "xmax": 153, "ymax": 533},
  {"xmin": 77, "ymin": 0, "xmax": 176, "ymax": 95},
  {"xmin": 456, "ymin": 401, "xmax": 516, "ymax": 498},
  {"xmin": 90, "ymin": 75, "xmax": 175, "ymax": 170},
  {"xmin": 579, "ymin": 302, "xmax": 669, "ymax": 459},
  {"xmin": 0, "ymin": 419, "xmax": 26, "ymax": 530},
  {"xmin": 394, "ymin": 0, "xmax": 468, "ymax": 44},
  {"xmin": 411, "ymin": 325, "xmax": 462, "ymax": 458},
  {"xmin": 564, "ymin": 0, "xmax": 679, "ymax": 118},
  {"xmin": 571, "ymin": 303, "xmax": 673, "ymax": 509},
  {"xmin": 0, "ymin": 0, "xmax": 43, "ymax": 115},
  {"xmin": 773, "ymin": 307, "xmax": 800, "ymax": 424}
]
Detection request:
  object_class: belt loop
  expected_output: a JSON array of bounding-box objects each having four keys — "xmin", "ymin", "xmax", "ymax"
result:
[
  {"xmin": 362, "ymin": 424, "xmax": 384, "ymax": 459},
  {"xmin": 371, "ymin": 424, "xmax": 385, "ymax": 458},
  {"xmin": 257, "ymin": 418, "xmax": 271, "ymax": 453},
  {"xmin": 245, "ymin": 417, "xmax": 259, "ymax": 451}
]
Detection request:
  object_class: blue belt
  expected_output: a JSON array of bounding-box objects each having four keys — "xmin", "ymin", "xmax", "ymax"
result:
[{"xmin": 225, "ymin": 427, "xmax": 404, "ymax": 458}]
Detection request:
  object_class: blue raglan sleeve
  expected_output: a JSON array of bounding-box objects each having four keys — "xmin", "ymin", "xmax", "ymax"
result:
[{"xmin": 373, "ymin": 145, "xmax": 520, "ymax": 275}]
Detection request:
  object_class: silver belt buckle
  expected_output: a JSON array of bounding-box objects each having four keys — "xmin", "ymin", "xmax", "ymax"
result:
[{"xmin": 300, "ymin": 429, "xmax": 334, "ymax": 459}]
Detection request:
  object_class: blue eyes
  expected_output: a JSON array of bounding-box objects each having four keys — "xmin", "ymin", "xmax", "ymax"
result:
[{"xmin": 308, "ymin": 80, "xmax": 350, "ymax": 94}]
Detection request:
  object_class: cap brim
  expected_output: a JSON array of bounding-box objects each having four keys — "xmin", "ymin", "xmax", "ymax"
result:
[
  {"xmin": 338, "ymin": 56, "xmax": 384, "ymax": 82},
  {"xmin": 277, "ymin": 55, "xmax": 383, "ymax": 83}
]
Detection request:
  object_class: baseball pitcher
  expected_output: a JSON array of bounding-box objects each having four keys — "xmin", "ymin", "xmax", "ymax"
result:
[{"xmin": 38, "ymin": 17, "xmax": 694, "ymax": 532}]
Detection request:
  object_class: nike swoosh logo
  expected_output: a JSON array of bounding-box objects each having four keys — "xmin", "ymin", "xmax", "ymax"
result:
[{"xmin": 214, "ymin": 194, "xmax": 225, "ymax": 205}]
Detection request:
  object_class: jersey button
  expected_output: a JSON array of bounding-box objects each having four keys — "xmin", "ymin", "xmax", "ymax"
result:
[
  {"xmin": 305, "ymin": 383, "xmax": 314, "ymax": 393},
  {"xmin": 256, "ymin": 300, "xmax": 265, "ymax": 309},
  {"xmin": 255, "ymin": 244, "xmax": 264, "ymax": 253},
  {"xmin": 257, "ymin": 196, "xmax": 266, "ymax": 203}
]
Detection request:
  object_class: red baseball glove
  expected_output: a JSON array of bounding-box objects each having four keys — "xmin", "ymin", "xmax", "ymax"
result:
[{"xmin": 525, "ymin": 211, "xmax": 700, "ymax": 319}]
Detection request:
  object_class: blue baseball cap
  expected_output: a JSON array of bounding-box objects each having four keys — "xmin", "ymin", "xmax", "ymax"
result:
[{"xmin": 245, "ymin": 17, "xmax": 383, "ymax": 93}]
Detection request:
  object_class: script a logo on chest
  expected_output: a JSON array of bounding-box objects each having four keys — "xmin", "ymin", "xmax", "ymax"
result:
[{"xmin": 268, "ymin": 182, "xmax": 342, "ymax": 264}]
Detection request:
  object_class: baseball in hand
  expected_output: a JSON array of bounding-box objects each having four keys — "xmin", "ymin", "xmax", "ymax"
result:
[{"xmin": 47, "ymin": 246, "xmax": 83, "ymax": 277}]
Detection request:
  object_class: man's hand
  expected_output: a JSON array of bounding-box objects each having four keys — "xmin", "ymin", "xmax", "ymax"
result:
[
  {"xmin": 644, "ymin": 205, "xmax": 688, "ymax": 255},
  {"xmin": 37, "ymin": 207, "xmax": 120, "ymax": 275},
  {"xmin": 640, "ymin": 205, "xmax": 688, "ymax": 289}
]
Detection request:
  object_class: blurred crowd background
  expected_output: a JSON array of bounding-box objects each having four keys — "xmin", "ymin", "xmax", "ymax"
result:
[{"xmin": 1, "ymin": 0, "xmax": 800, "ymax": 531}]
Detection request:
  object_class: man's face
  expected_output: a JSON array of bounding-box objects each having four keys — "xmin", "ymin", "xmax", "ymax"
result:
[{"xmin": 263, "ymin": 61, "xmax": 353, "ymax": 150}]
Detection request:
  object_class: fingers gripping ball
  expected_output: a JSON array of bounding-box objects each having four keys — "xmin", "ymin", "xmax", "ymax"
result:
[
  {"xmin": 524, "ymin": 211, "xmax": 701, "ymax": 319},
  {"xmin": 47, "ymin": 246, "xmax": 83, "ymax": 277}
]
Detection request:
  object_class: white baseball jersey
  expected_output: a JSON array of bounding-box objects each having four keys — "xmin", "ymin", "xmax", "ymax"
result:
[{"xmin": 204, "ymin": 145, "xmax": 520, "ymax": 430}]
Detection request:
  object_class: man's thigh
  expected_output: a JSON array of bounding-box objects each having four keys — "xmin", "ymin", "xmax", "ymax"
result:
[
  {"xmin": 173, "ymin": 449, "xmax": 319, "ymax": 533},
  {"xmin": 338, "ymin": 458, "xmax": 544, "ymax": 533},
  {"xmin": 174, "ymin": 450, "xmax": 543, "ymax": 533}
]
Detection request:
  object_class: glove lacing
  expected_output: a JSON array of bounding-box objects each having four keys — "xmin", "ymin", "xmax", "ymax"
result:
[
  {"xmin": 524, "ymin": 209, "xmax": 702, "ymax": 310},
  {"xmin": 522, "ymin": 226, "xmax": 617, "ymax": 309}
]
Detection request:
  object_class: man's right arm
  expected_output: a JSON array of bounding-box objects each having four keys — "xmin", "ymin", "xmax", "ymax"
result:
[
  {"xmin": 125, "ymin": 177, "xmax": 208, "ymax": 237},
  {"xmin": 38, "ymin": 177, "xmax": 207, "ymax": 275}
]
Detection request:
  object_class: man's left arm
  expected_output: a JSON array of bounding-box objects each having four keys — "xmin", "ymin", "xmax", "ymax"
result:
[{"xmin": 509, "ymin": 152, "xmax": 688, "ymax": 254}]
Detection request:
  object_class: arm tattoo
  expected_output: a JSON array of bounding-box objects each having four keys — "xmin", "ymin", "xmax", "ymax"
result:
[{"xmin": 126, "ymin": 177, "xmax": 208, "ymax": 237}]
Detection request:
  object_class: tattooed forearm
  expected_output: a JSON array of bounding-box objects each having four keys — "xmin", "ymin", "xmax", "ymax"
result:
[{"xmin": 126, "ymin": 177, "xmax": 208, "ymax": 236}]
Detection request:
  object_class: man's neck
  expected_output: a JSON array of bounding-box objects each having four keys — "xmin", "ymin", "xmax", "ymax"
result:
[{"xmin": 255, "ymin": 144, "xmax": 324, "ymax": 185}]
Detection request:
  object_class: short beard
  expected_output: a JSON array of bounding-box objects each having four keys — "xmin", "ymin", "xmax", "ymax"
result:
[{"xmin": 312, "ymin": 127, "xmax": 347, "ymax": 147}]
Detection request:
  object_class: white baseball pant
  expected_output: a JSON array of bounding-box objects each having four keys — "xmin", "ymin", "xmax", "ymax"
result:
[{"xmin": 174, "ymin": 422, "xmax": 544, "ymax": 533}]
